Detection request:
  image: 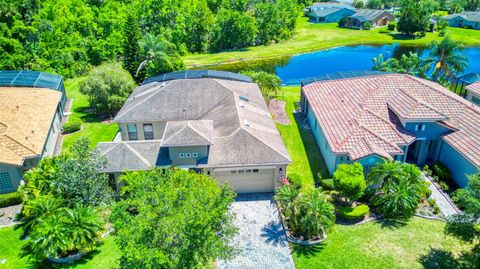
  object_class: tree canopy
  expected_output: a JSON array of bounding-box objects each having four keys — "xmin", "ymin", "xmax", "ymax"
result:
[
  {"xmin": 110, "ymin": 169, "xmax": 237, "ymax": 268},
  {"xmin": 333, "ymin": 163, "xmax": 366, "ymax": 205}
]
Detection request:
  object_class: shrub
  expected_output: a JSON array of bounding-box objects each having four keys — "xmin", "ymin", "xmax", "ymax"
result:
[
  {"xmin": 379, "ymin": 29, "xmax": 391, "ymax": 34},
  {"xmin": 432, "ymin": 175, "xmax": 439, "ymax": 182},
  {"xmin": 387, "ymin": 22, "xmax": 396, "ymax": 31},
  {"xmin": 338, "ymin": 204, "xmax": 370, "ymax": 221},
  {"xmin": 62, "ymin": 116, "xmax": 82, "ymax": 134},
  {"xmin": 0, "ymin": 191, "xmax": 22, "ymax": 207},
  {"xmin": 320, "ymin": 178, "xmax": 335, "ymax": 191},
  {"xmin": 439, "ymin": 181, "xmax": 450, "ymax": 192},
  {"xmin": 422, "ymin": 165, "xmax": 432, "ymax": 177},
  {"xmin": 333, "ymin": 163, "xmax": 366, "ymax": 205},
  {"xmin": 432, "ymin": 161, "xmax": 452, "ymax": 181},
  {"xmin": 338, "ymin": 17, "xmax": 349, "ymax": 27},
  {"xmin": 439, "ymin": 29, "xmax": 447, "ymax": 37},
  {"xmin": 287, "ymin": 173, "xmax": 303, "ymax": 186},
  {"xmin": 363, "ymin": 21, "xmax": 372, "ymax": 30}
]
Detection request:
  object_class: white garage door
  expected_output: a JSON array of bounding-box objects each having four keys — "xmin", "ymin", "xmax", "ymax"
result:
[{"xmin": 213, "ymin": 168, "xmax": 275, "ymax": 193}]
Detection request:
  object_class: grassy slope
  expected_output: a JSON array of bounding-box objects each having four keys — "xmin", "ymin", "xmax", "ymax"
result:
[
  {"xmin": 62, "ymin": 78, "xmax": 118, "ymax": 152},
  {"xmin": 293, "ymin": 217, "xmax": 471, "ymax": 269},
  {"xmin": 276, "ymin": 86, "xmax": 329, "ymax": 187},
  {"xmin": 0, "ymin": 227, "xmax": 120, "ymax": 269},
  {"xmin": 183, "ymin": 16, "xmax": 480, "ymax": 67}
]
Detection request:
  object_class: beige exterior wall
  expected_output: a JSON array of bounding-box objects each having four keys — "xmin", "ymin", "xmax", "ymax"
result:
[
  {"xmin": 466, "ymin": 91, "xmax": 480, "ymax": 106},
  {"xmin": 42, "ymin": 106, "xmax": 62, "ymax": 157},
  {"xmin": 0, "ymin": 164, "xmax": 23, "ymax": 194},
  {"xmin": 119, "ymin": 121, "xmax": 167, "ymax": 141},
  {"xmin": 169, "ymin": 146, "xmax": 208, "ymax": 166}
]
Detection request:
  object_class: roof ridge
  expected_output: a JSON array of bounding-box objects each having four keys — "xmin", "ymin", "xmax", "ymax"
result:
[
  {"xmin": 162, "ymin": 121, "xmax": 188, "ymax": 144},
  {"xmin": 123, "ymin": 143, "xmax": 151, "ymax": 167},
  {"xmin": 115, "ymin": 80, "xmax": 174, "ymax": 121},
  {"xmin": 187, "ymin": 121, "xmax": 213, "ymax": 143},
  {"xmin": 241, "ymin": 128, "xmax": 291, "ymax": 162},
  {"xmin": 362, "ymin": 108, "xmax": 413, "ymax": 144},
  {"xmin": 359, "ymin": 124, "xmax": 402, "ymax": 151}
]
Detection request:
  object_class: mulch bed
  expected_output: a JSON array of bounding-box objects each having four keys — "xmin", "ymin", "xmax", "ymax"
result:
[
  {"xmin": 0, "ymin": 204, "xmax": 21, "ymax": 227},
  {"xmin": 268, "ymin": 99, "xmax": 291, "ymax": 125}
]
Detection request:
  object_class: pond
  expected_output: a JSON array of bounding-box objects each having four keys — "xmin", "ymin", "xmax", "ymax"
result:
[{"xmin": 210, "ymin": 44, "xmax": 480, "ymax": 85}]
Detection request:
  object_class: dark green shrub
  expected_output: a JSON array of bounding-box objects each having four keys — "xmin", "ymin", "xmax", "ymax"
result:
[
  {"xmin": 320, "ymin": 178, "xmax": 335, "ymax": 190},
  {"xmin": 62, "ymin": 116, "xmax": 82, "ymax": 134},
  {"xmin": 0, "ymin": 191, "xmax": 22, "ymax": 207},
  {"xmin": 287, "ymin": 173, "xmax": 303, "ymax": 186},
  {"xmin": 379, "ymin": 29, "xmax": 391, "ymax": 34},
  {"xmin": 439, "ymin": 29, "xmax": 447, "ymax": 37},
  {"xmin": 363, "ymin": 21, "xmax": 372, "ymax": 30},
  {"xmin": 338, "ymin": 17, "xmax": 349, "ymax": 27},
  {"xmin": 439, "ymin": 181, "xmax": 449, "ymax": 192},
  {"xmin": 432, "ymin": 162, "xmax": 451, "ymax": 181},
  {"xmin": 387, "ymin": 22, "xmax": 396, "ymax": 31},
  {"xmin": 338, "ymin": 204, "xmax": 370, "ymax": 221}
]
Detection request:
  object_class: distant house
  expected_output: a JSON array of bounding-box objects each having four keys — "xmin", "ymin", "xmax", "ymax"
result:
[
  {"xmin": 443, "ymin": 12, "xmax": 480, "ymax": 29},
  {"xmin": 301, "ymin": 72, "xmax": 480, "ymax": 187},
  {"xmin": 344, "ymin": 9, "xmax": 395, "ymax": 29},
  {"xmin": 96, "ymin": 70, "xmax": 291, "ymax": 194},
  {"xmin": 466, "ymin": 82, "xmax": 480, "ymax": 106},
  {"xmin": 305, "ymin": 3, "xmax": 356, "ymax": 23},
  {"xmin": 0, "ymin": 70, "xmax": 66, "ymax": 194}
]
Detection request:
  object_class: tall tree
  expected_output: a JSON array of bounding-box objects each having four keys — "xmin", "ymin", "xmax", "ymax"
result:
[
  {"xmin": 241, "ymin": 70, "xmax": 282, "ymax": 99},
  {"xmin": 111, "ymin": 169, "xmax": 237, "ymax": 268},
  {"xmin": 122, "ymin": 11, "xmax": 141, "ymax": 80},
  {"xmin": 397, "ymin": 0, "xmax": 431, "ymax": 36},
  {"xmin": 425, "ymin": 36, "xmax": 469, "ymax": 81}
]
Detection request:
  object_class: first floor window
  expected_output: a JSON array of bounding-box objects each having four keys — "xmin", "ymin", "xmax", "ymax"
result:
[
  {"xmin": 0, "ymin": 172, "xmax": 12, "ymax": 190},
  {"xmin": 143, "ymin": 124, "xmax": 154, "ymax": 140},
  {"xmin": 127, "ymin": 124, "xmax": 138, "ymax": 140},
  {"xmin": 179, "ymin": 153, "xmax": 185, "ymax": 158}
]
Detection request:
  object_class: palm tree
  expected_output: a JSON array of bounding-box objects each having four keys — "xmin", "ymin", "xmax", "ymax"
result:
[
  {"xmin": 426, "ymin": 36, "xmax": 468, "ymax": 81},
  {"xmin": 297, "ymin": 189, "xmax": 335, "ymax": 239},
  {"xmin": 66, "ymin": 206, "xmax": 104, "ymax": 253},
  {"xmin": 371, "ymin": 176, "xmax": 421, "ymax": 219},
  {"xmin": 368, "ymin": 160, "xmax": 404, "ymax": 187},
  {"xmin": 19, "ymin": 195, "xmax": 63, "ymax": 235},
  {"xmin": 275, "ymin": 184, "xmax": 301, "ymax": 222}
]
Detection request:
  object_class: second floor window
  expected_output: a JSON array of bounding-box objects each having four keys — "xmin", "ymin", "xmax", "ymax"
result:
[
  {"xmin": 127, "ymin": 124, "xmax": 138, "ymax": 140},
  {"xmin": 143, "ymin": 124, "xmax": 154, "ymax": 140}
]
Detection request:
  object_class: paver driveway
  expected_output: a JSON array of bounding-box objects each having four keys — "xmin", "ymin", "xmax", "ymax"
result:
[{"xmin": 218, "ymin": 193, "xmax": 295, "ymax": 269}]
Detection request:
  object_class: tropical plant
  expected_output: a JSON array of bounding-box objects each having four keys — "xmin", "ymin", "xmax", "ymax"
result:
[
  {"xmin": 372, "ymin": 52, "xmax": 430, "ymax": 78},
  {"xmin": 111, "ymin": 169, "xmax": 237, "ymax": 268},
  {"xmin": 19, "ymin": 195, "xmax": 63, "ymax": 235},
  {"xmin": 338, "ymin": 204, "xmax": 370, "ymax": 221},
  {"xmin": 369, "ymin": 161, "xmax": 426, "ymax": 219},
  {"xmin": 79, "ymin": 62, "xmax": 136, "ymax": 114},
  {"xmin": 425, "ymin": 36, "xmax": 468, "ymax": 81},
  {"xmin": 333, "ymin": 163, "xmax": 366, "ymax": 205},
  {"xmin": 241, "ymin": 70, "xmax": 282, "ymax": 99},
  {"xmin": 23, "ymin": 205, "xmax": 104, "ymax": 261},
  {"xmin": 397, "ymin": 0, "xmax": 431, "ymax": 36}
]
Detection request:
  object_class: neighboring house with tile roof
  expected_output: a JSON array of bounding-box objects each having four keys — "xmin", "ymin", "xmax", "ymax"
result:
[
  {"xmin": 443, "ymin": 12, "xmax": 480, "ymax": 29},
  {"xmin": 96, "ymin": 70, "xmax": 291, "ymax": 193},
  {"xmin": 343, "ymin": 9, "xmax": 395, "ymax": 29},
  {"xmin": 301, "ymin": 73, "xmax": 480, "ymax": 187},
  {"xmin": 0, "ymin": 79, "xmax": 64, "ymax": 193},
  {"xmin": 305, "ymin": 2, "xmax": 356, "ymax": 23},
  {"xmin": 466, "ymin": 82, "xmax": 480, "ymax": 106}
]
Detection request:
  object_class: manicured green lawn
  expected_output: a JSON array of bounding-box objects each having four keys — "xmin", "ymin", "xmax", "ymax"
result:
[
  {"xmin": 293, "ymin": 217, "xmax": 472, "ymax": 269},
  {"xmin": 62, "ymin": 78, "xmax": 118, "ymax": 152},
  {"xmin": 276, "ymin": 86, "xmax": 329, "ymax": 187},
  {"xmin": 183, "ymin": 16, "xmax": 480, "ymax": 67},
  {"xmin": 0, "ymin": 226, "xmax": 120, "ymax": 269}
]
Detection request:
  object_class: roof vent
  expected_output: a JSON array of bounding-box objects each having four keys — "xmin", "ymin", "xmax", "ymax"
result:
[
  {"xmin": 239, "ymin": 96, "xmax": 249, "ymax": 102},
  {"xmin": 160, "ymin": 82, "xmax": 166, "ymax": 87},
  {"xmin": 243, "ymin": 120, "xmax": 250, "ymax": 127}
]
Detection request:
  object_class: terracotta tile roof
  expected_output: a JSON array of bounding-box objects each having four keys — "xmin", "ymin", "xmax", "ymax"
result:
[
  {"xmin": 466, "ymin": 82, "xmax": 480, "ymax": 96},
  {"xmin": 302, "ymin": 74, "xmax": 480, "ymax": 166},
  {"xmin": 0, "ymin": 87, "xmax": 61, "ymax": 166}
]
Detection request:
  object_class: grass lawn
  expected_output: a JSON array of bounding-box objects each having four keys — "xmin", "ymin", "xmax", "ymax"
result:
[
  {"xmin": 293, "ymin": 217, "xmax": 472, "ymax": 269},
  {"xmin": 183, "ymin": 16, "xmax": 480, "ymax": 67},
  {"xmin": 276, "ymin": 86, "xmax": 329, "ymax": 187},
  {"xmin": 0, "ymin": 226, "xmax": 120, "ymax": 269},
  {"xmin": 62, "ymin": 78, "xmax": 118, "ymax": 152}
]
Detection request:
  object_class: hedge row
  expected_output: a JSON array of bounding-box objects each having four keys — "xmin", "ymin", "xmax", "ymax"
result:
[{"xmin": 0, "ymin": 191, "xmax": 22, "ymax": 208}]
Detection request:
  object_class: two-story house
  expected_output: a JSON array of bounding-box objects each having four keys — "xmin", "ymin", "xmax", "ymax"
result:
[
  {"xmin": 97, "ymin": 70, "xmax": 291, "ymax": 193},
  {"xmin": 301, "ymin": 72, "xmax": 480, "ymax": 187}
]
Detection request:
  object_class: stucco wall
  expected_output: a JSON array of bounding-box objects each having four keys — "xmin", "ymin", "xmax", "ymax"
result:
[
  {"xmin": 403, "ymin": 121, "xmax": 452, "ymax": 140},
  {"xmin": 0, "ymin": 164, "xmax": 22, "ymax": 194},
  {"xmin": 309, "ymin": 9, "xmax": 355, "ymax": 23},
  {"xmin": 119, "ymin": 121, "xmax": 167, "ymax": 141},
  {"xmin": 168, "ymin": 146, "xmax": 208, "ymax": 166},
  {"xmin": 43, "ymin": 106, "xmax": 62, "ymax": 157},
  {"xmin": 438, "ymin": 142, "xmax": 478, "ymax": 187},
  {"xmin": 466, "ymin": 91, "xmax": 480, "ymax": 105},
  {"xmin": 306, "ymin": 101, "xmax": 336, "ymax": 175}
]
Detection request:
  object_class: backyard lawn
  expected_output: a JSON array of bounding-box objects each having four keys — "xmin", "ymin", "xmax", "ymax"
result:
[
  {"xmin": 183, "ymin": 16, "xmax": 480, "ymax": 67},
  {"xmin": 276, "ymin": 86, "xmax": 329, "ymax": 187},
  {"xmin": 62, "ymin": 78, "xmax": 118, "ymax": 152},
  {"xmin": 0, "ymin": 226, "xmax": 120, "ymax": 269}
]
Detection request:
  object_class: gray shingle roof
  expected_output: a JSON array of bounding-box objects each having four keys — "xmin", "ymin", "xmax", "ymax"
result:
[
  {"xmin": 444, "ymin": 12, "xmax": 480, "ymax": 22},
  {"xmin": 97, "ymin": 141, "xmax": 164, "ymax": 172},
  {"xmin": 101, "ymin": 77, "xmax": 291, "ymax": 171},
  {"xmin": 162, "ymin": 120, "xmax": 213, "ymax": 147},
  {"xmin": 350, "ymin": 9, "xmax": 392, "ymax": 22}
]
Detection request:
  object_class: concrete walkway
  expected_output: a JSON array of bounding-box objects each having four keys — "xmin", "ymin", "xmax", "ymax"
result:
[
  {"xmin": 218, "ymin": 193, "xmax": 295, "ymax": 269},
  {"xmin": 424, "ymin": 176, "xmax": 461, "ymax": 217}
]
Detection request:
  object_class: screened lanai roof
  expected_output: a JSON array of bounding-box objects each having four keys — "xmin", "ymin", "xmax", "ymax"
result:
[
  {"xmin": 301, "ymin": 70, "xmax": 389, "ymax": 86},
  {"xmin": 0, "ymin": 70, "xmax": 66, "ymax": 109},
  {"xmin": 142, "ymin": 70, "xmax": 253, "ymax": 85}
]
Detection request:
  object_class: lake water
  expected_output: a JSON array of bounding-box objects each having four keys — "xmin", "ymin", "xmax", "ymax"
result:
[{"xmin": 212, "ymin": 44, "xmax": 480, "ymax": 85}]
